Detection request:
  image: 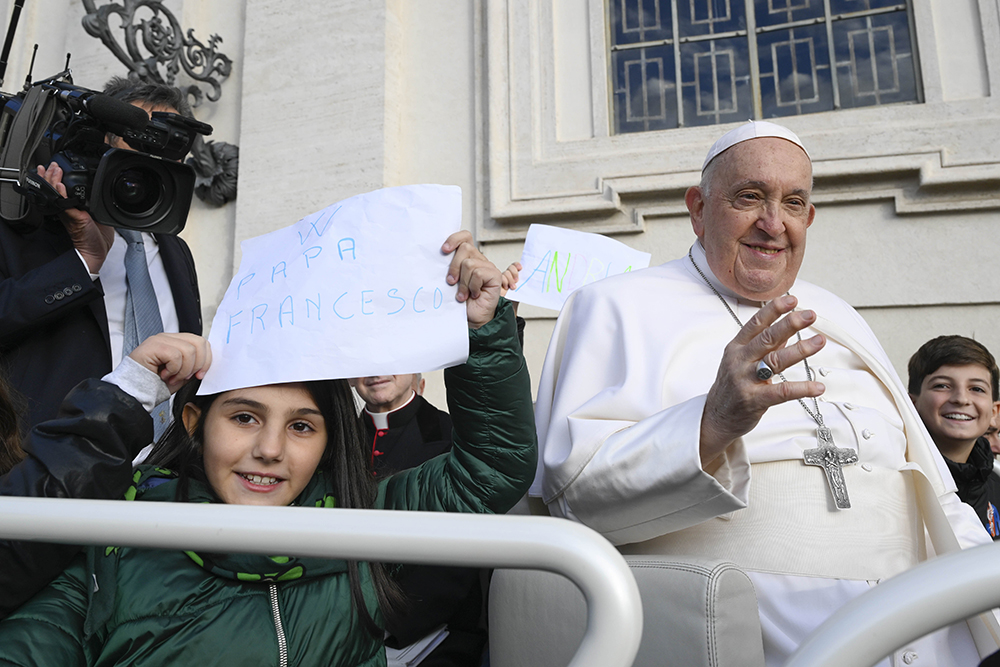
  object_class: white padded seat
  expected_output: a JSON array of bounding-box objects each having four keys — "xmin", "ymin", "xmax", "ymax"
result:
[{"xmin": 489, "ymin": 555, "xmax": 765, "ymax": 667}]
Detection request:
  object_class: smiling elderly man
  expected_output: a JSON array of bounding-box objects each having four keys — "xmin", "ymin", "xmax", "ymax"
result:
[{"xmin": 530, "ymin": 121, "xmax": 997, "ymax": 667}]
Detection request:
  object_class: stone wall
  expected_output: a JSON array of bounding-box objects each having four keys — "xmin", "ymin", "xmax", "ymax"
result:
[{"xmin": 1, "ymin": 0, "xmax": 996, "ymax": 407}]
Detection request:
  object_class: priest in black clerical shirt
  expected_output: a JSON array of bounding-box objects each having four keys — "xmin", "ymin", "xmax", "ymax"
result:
[{"xmin": 350, "ymin": 373, "xmax": 486, "ymax": 667}]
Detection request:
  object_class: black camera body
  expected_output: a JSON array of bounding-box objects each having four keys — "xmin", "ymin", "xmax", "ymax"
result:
[{"xmin": 0, "ymin": 75, "xmax": 212, "ymax": 235}]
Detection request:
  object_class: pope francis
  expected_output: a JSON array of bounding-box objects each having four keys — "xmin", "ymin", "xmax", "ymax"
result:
[{"xmin": 530, "ymin": 121, "xmax": 998, "ymax": 667}]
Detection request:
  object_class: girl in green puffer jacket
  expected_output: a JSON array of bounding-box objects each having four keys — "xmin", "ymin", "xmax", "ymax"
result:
[{"xmin": 0, "ymin": 235, "xmax": 536, "ymax": 667}]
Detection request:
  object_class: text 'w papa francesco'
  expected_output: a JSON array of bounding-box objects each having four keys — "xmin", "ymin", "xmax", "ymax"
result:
[
  {"xmin": 222, "ymin": 207, "xmax": 450, "ymax": 346},
  {"xmin": 199, "ymin": 184, "xmax": 467, "ymax": 395}
]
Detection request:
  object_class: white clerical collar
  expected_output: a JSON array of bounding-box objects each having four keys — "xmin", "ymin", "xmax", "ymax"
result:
[
  {"xmin": 364, "ymin": 390, "xmax": 417, "ymax": 429},
  {"xmin": 687, "ymin": 241, "xmax": 767, "ymax": 308}
]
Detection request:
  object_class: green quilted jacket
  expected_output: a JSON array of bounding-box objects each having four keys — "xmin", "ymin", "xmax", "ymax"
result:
[{"xmin": 0, "ymin": 301, "xmax": 536, "ymax": 667}]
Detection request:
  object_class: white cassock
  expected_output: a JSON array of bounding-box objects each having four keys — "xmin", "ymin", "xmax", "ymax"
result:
[{"xmin": 531, "ymin": 241, "xmax": 997, "ymax": 667}]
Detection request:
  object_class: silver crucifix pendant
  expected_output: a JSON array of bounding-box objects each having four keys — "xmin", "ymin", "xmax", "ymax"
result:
[{"xmin": 803, "ymin": 427, "xmax": 859, "ymax": 509}]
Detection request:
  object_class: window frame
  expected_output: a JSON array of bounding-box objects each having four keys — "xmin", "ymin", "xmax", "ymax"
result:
[
  {"xmin": 477, "ymin": 0, "xmax": 1000, "ymax": 242},
  {"xmin": 608, "ymin": 0, "xmax": 924, "ymax": 132}
]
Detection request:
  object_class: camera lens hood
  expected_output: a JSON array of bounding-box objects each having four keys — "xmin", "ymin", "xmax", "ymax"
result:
[{"xmin": 90, "ymin": 148, "xmax": 195, "ymax": 235}]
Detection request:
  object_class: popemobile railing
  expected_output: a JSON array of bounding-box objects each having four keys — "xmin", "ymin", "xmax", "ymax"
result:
[
  {"xmin": 786, "ymin": 539, "xmax": 1000, "ymax": 667},
  {"xmin": 0, "ymin": 497, "xmax": 643, "ymax": 667}
]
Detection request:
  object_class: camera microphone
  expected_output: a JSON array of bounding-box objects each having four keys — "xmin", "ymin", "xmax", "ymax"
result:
[
  {"xmin": 53, "ymin": 88, "xmax": 149, "ymax": 135},
  {"xmin": 85, "ymin": 94, "xmax": 149, "ymax": 134}
]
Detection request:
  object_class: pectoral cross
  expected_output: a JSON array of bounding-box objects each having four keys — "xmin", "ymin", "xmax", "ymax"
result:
[{"xmin": 803, "ymin": 427, "xmax": 858, "ymax": 509}]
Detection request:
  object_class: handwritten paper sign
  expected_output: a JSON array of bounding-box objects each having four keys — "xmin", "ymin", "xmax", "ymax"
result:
[
  {"xmin": 199, "ymin": 185, "xmax": 467, "ymax": 395},
  {"xmin": 507, "ymin": 224, "xmax": 651, "ymax": 311}
]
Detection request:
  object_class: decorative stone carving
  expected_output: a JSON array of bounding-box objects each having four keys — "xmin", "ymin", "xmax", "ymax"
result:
[{"xmin": 81, "ymin": 0, "xmax": 238, "ymax": 205}]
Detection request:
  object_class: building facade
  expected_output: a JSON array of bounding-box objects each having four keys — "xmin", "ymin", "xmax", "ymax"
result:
[{"xmin": 3, "ymin": 0, "xmax": 998, "ymax": 404}]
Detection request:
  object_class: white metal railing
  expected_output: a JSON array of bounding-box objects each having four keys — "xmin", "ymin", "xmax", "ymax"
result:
[
  {"xmin": 0, "ymin": 497, "xmax": 643, "ymax": 667},
  {"xmin": 786, "ymin": 540, "xmax": 1000, "ymax": 667}
]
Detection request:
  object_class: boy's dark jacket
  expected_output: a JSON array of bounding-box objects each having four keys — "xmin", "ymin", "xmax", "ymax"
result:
[
  {"xmin": 945, "ymin": 436, "xmax": 1000, "ymax": 540},
  {"xmin": 0, "ymin": 301, "xmax": 536, "ymax": 667}
]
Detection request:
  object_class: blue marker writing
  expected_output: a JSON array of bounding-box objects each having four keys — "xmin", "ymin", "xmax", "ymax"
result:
[
  {"xmin": 333, "ymin": 291, "xmax": 353, "ymax": 320},
  {"xmin": 337, "ymin": 238, "xmax": 356, "ymax": 261},
  {"xmin": 226, "ymin": 311, "xmax": 243, "ymax": 344},
  {"xmin": 236, "ymin": 273, "xmax": 256, "ymax": 300},
  {"xmin": 387, "ymin": 289, "xmax": 405, "ymax": 315},
  {"xmin": 279, "ymin": 296, "xmax": 293, "ymax": 327},
  {"xmin": 297, "ymin": 205, "xmax": 340, "ymax": 245},
  {"xmin": 303, "ymin": 246, "xmax": 322, "ymax": 269},
  {"xmin": 250, "ymin": 304, "xmax": 267, "ymax": 334},
  {"xmin": 272, "ymin": 262, "xmax": 287, "ymax": 283},
  {"xmin": 517, "ymin": 251, "xmax": 550, "ymax": 292},
  {"xmin": 306, "ymin": 294, "xmax": 321, "ymax": 320},
  {"xmin": 412, "ymin": 287, "xmax": 425, "ymax": 313}
]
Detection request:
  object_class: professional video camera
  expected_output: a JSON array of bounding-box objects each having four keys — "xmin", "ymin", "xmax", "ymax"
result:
[{"xmin": 0, "ymin": 70, "xmax": 212, "ymax": 235}]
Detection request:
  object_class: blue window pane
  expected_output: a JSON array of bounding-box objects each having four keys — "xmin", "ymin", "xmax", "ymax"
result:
[
  {"xmin": 609, "ymin": 0, "xmax": 919, "ymax": 133},
  {"xmin": 830, "ymin": 0, "xmax": 905, "ymax": 13},
  {"xmin": 611, "ymin": 0, "xmax": 673, "ymax": 47},
  {"xmin": 758, "ymin": 25, "xmax": 835, "ymax": 117},
  {"xmin": 612, "ymin": 46, "xmax": 679, "ymax": 132},
  {"xmin": 754, "ymin": 0, "xmax": 825, "ymax": 29},
  {"xmin": 679, "ymin": 38, "xmax": 753, "ymax": 126},
  {"xmin": 677, "ymin": 0, "xmax": 747, "ymax": 39},
  {"xmin": 833, "ymin": 12, "xmax": 917, "ymax": 108}
]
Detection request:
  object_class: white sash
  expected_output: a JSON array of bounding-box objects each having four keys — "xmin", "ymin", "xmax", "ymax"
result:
[{"xmin": 620, "ymin": 460, "xmax": 921, "ymax": 581}]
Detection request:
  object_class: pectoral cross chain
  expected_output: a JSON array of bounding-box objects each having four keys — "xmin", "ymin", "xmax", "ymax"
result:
[{"xmin": 803, "ymin": 427, "xmax": 858, "ymax": 509}]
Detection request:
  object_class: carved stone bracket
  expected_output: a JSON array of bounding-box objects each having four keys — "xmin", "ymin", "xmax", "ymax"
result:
[
  {"xmin": 81, "ymin": 0, "xmax": 238, "ymax": 206},
  {"xmin": 187, "ymin": 135, "xmax": 238, "ymax": 207},
  {"xmin": 81, "ymin": 0, "xmax": 232, "ymax": 106}
]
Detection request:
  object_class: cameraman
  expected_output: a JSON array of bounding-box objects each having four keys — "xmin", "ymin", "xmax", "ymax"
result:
[{"xmin": 0, "ymin": 76, "xmax": 201, "ymax": 436}]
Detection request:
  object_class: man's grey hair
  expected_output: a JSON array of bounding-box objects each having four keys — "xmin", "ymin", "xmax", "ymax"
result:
[
  {"xmin": 103, "ymin": 75, "xmax": 193, "ymax": 118},
  {"xmin": 699, "ymin": 154, "xmax": 721, "ymax": 199}
]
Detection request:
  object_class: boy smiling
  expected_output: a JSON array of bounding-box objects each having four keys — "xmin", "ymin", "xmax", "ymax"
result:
[{"xmin": 909, "ymin": 335, "xmax": 1000, "ymax": 538}]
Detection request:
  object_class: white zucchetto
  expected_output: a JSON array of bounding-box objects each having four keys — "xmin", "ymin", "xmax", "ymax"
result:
[{"xmin": 702, "ymin": 120, "xmax": 810, "ymax": 172}]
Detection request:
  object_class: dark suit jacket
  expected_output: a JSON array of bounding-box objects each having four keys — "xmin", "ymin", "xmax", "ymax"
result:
[{"xmin": 0, "ymin": 218, "xmax": 201, "ymax": 430}]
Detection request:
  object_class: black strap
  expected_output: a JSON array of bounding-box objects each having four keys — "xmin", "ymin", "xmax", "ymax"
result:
[{"xmin": 0, "ymin": 85, "xmax": 58, "ymax": 229}]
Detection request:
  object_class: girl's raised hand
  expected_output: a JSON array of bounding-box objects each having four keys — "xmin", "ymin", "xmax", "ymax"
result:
[
  {"xmin": 442, "ymin": 231, "xmax": 503, "ymax": 329},
  {"xmin": 128, "ymin": 333, "xmax": 212, "ymax": 394}
]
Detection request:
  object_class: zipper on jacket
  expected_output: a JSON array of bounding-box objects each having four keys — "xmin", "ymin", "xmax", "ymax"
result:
[{"xmin": 269, "ymin": 583, "xmax": 289, "ymax": 667}]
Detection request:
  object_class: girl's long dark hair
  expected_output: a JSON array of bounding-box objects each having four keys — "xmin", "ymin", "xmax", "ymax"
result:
[
  {"xmin": 145, "ymin": 377, "xmax": 403, "ymax": 637},
  {"xmin": 0, "ymin": 372, "xmax": 25, "ymax": 476}
]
